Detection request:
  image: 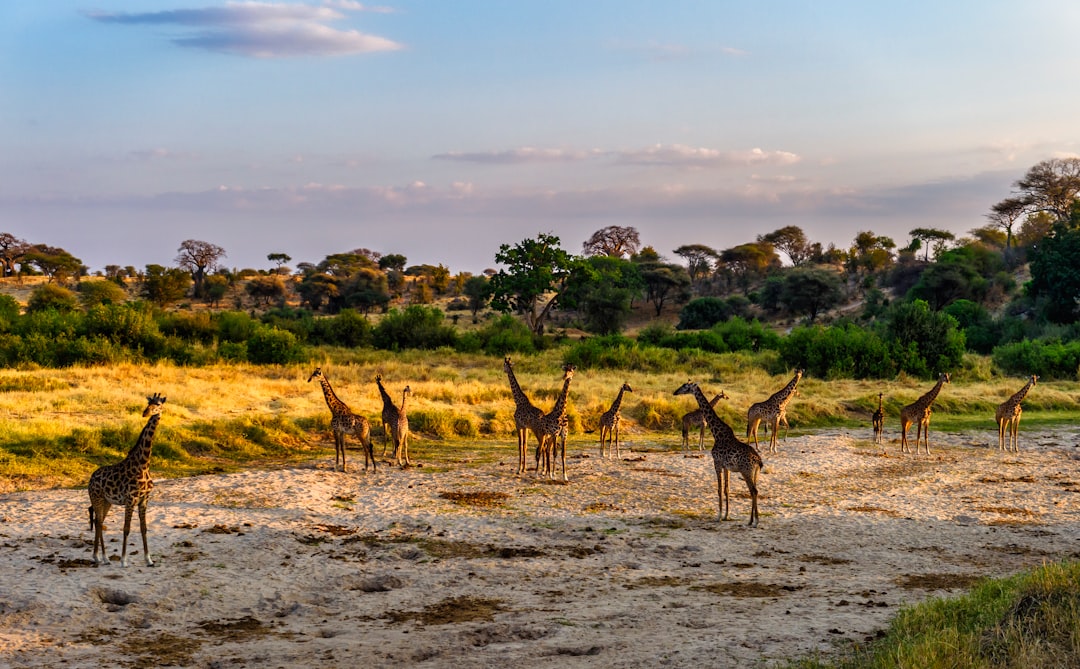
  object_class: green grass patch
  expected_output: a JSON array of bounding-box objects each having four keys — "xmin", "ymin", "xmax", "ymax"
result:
[{"xmin": 788, "ymin": 560, "xmax": 1080, "ymax": 669}]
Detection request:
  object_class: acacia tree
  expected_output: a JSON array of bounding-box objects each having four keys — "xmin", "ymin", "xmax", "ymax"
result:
[
  {"xmin": 673, "ymin": 244, "xmax": 718, "ymax": 287},
  {"xmin": 23, "ymin": 245, "xmax": 83, "ymax": 283},
  {"xmin": 779, "ymin": 268, "xmax": 844, "ymax": 322},
  {"xmin": 141, "ymin": 264, "xmax": 191, "ymax": 307},
  {"xmin": 908, "ymin": 228, "xmax": 955, "ymax": 261},
  {"xmin": 463, "ymin": 275, "xmax": 490, "ymax": 323},
  {"xmin": 488, "ymin": 233, "xmax": 574, "ymax": 335},
  {"xmin": 175, "ymin": 239, "xmax": 226, "ymax": 298},
  {"xmin": 582, "ymin": 225, "xmax": 640, "ymax": 258},
  {"xmin": 758, "ymin": 226, "xmax": 812, "ymax": 266},
  {"xmin": 561, "ymin": 256, "xmax": 645, "ymax": 335},
  {"xmin": 1012, "ymin": 157, "xmax": 1080, "ymax": 223},
  {"xmin": 637, "ymin": 261, "xmax": 692, "ymax": 316},
  {"xmin": 718, "ymin": 242, "xmax": 779, "ymax": 294},
  {"xmin": 986, "ymin": 197, "xmax": 1026, "ymax": 265}
]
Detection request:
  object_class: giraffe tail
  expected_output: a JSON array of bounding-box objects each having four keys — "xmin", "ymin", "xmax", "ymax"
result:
[{"xmin": 88, "ymin": 505, "xmax": 95, "ymax": 531}]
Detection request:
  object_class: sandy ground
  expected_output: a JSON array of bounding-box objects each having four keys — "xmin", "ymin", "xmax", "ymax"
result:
[{"xmin": 2, "ymin": 427, "xmax": 1079, "ymax": 669}]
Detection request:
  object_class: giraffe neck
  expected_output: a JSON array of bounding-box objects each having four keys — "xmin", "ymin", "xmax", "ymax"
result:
[
  {"xmin": 1011, "ymin": 378, "xmax": 1035, "ymax": 404},
  {"xmin": 918, "ymin": 377, "xmax": 946, "ymax": 410},
  {"xmin": 504, "ymin": 364, "xmax": 533, "ymax": 408},
  {"xmin": 399, "ymin": 389, "xmax": 408, "ymax": 414},
  {"xmin": 549, "ymin": 374, "xmax": 573, "ymax": 419},
  {"xmin": 377, "ymin": 378, "xmax": 395, "ymax": 410},
  {"xmin": 318, "ymin": 376, "xmax": 349, "ymax": 414},
  {"xmin": 609, "ymin": 387, "xmax": 627, "ymax": 414},
  {"xmin": 772, "ymin": 373, "xmax": 801, "ymax": 408},
  {"xmin": 123, "ymin": 413, "xmax": 161, "ymax": 470}
]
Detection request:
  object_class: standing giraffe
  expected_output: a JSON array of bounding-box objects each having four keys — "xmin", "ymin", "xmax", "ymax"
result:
[
  {"xmin": 536, "ymin": 364, "xmax": 576, "ymax": 481},
  {"xmin": 747, "ymin": 369, "xmax": 803, "ymax": 454},
  {"xmin": 996, "ymin": 375, "xmax": 1037, "ymax": 452},
  {"xmin": 598, "ymin": 382, "xmax": 633, "ymax": 459},
  {"xmin": 376, "ymin": 375, "xmax": 412, "ymax": 467},
  {"xmin": 674, "ymin": 381, "xmax": 762, "ymax": 527},
  {"xmin": 872, "ymin": 392, "xmax": 885, "ymax": 445},
  {"xmin": 87, "ymin": 393, "xmax": 166, "ymax": 567},
  {"xmin": 681, "ymin": 391, "xmax": 727, "ymax": 451},
  {"xmin": 308, "ymin": 368, "xmax": 374, "ymax": 472},
  {"xmin": 899, "ymin": 372, "xmax": 951, "ymax": 455},
  {"xmin": 503, "ymin": 357, "xmax": 545, "ymax": 475}
]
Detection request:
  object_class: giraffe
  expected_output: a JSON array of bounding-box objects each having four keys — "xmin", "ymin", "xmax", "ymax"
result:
[
  {"xmin": 899, "ymin": 372, "xmax": 951, "ymax": 455},
  {"xmin": 307, "ymin": 368, "xmax": 375, "ymax": 472},
  {"xmin": 503, "ymin": 357, "xmax": 545, "ymax": 475},
  {"xmin": 535, "ymin": 364, "xmax": 576, "ymax": 481},
  {"xmin": 996, "ymin": 375, "xmax": 1037, "ymax": 453},
  {"xmin": 681, "ymin": 391, "xmax": 727, "ymax": 451},
  {"xmin": 376, "ymin": 375, "xmax": 412, "ymax": 467},
  {"xmin": 674, "ymin": 381, "xmax": 762, "ymax": 527},
  {"xmin": 598, "ymin": 382, "xmax": 633, "ymax": 459},
  {"xmin": 746, "ymin": 369, "xmax": 803, "ymax": 454},
  {"xmin": 872, "ymin": 392, "xmax": 885, "ymax": 445},
  {"xmin": 87, "ymin": 393, "xmax": 166, "ymax": 567}
]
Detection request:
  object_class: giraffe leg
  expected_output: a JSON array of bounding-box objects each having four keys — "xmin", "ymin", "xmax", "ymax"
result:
[
  {"xmin": 744, "ymin": 468, "xmax": 760, "ymax": 528},
  {"xmin": 560, "ymin": 437, "xmax": 567, "ymax": 482},
  {"xmin": 722, "ymin": 468, "xmax": 730, "ymax": 521},
  {"xmin": 770, "ymin": 417, "xmax": 780, "ymax": 454},
  {"xmin": 91, "ymin": 502, "xmax": 110, "ymax": 565},
  {"xmin": 138, "ymin": 501, "xmax": 154, "ymax": 567},
  {"xmin": 614, "ymin": 424, "xmax": 620, "ymax": 460},
  {"xmin": 698, "ymin": 424, "xmax": 706, "ymax": 451},
  {"xmin": 120, "ymin": 505, "xmax": 134, "ymax": 568}
]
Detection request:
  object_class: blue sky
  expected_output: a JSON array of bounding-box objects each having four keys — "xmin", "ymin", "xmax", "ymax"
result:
[{"xmin": 2, "ymin": 1, "xmax": 1079, "ymax": 274}]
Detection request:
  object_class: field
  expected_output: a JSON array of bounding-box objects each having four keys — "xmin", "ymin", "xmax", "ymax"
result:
[{"xmin": 1, "ymin": 357, "xmax": 1079, "ymax": 667}]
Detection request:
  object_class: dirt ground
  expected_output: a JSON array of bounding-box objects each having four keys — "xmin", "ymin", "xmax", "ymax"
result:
[{"xmin": 2, "ymin": 427, "xmax": 1079, "ymax": 668}]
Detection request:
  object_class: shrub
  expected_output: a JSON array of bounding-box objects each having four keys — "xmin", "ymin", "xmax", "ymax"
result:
[
  {"xmin": 564, "ymin": 335, "xmax": 678, "ymax": 371},
  {"xmin": 77, "ymin": 280, "xmax": 128, "ymax": 307},
  {"xmin": 677, "ymin": 297, "xmax": 731, "ymax": 330},
  {"xmin": 26, "ymin": 284, "xmax": 79, "ymax": 313},
  {"xmin": 246, "ymin": 327, "xmax": 304, "ymax": 364},
  {"xmin": 883, "ymin": 299, "xmax": 965, "ymax": 377},
  {"xmin": 992, "ymin": 339, "xmax": 1080, "ymax": 380},
  {"xmin": 781, "ymin": 323, "xmax": 896, "ymax": 379},
  {"xmin": 322, "ymin": 309, "xmax": 372, "ymax": 348},
  {"xmin": 81, "ymin": 304, "xmax": 160, "ymax": 349},
  {"xmin": 215, "ymin": 311, "xmax": 259, "ymax": 343},
  {"xmin": 372, "ymin": 305, "xmax": 457, "ymax": 350},
  {"xmin": 457, "ymin": 314, "xmax": 537, "ymax": 356}
]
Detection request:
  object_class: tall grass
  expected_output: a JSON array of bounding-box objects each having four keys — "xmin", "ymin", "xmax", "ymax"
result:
[{"xmin": 1, "ymin": 352, "xmax": 1079, "ymax": 492}]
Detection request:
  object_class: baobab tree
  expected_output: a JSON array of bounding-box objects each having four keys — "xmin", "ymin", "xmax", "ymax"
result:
[
  {"xmin": 582, "ymin": 226, "xmax": 641, "ymax": 258},
  {"xmin": 175, "ymin": 239, "xmax": 226, "ymax": 298}
]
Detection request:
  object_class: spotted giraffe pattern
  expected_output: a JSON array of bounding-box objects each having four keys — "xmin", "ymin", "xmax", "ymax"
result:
[
  {"xmin": 681, "ymin": 392, "xmax": 726, "ymax": 451},
  {"xmin": 598, "ymin": 382, "xmax": 632, "ymax": 459},
  {"xmin": 996, "ymin": 375, "xmax": 1036, "ymax": 452},
  {"xmin": 872, "ymin": 392, "xmax": 885, "ymax": 445},
  {"xmin": 503, "ymin": 357, "xmax": 544, "ymax": 475},
  {"xmin": 536, "ymin": 364, "xmax": 575, "ymax": 481},
  {"xmin": 376, "ymin": 375, "xmax": 411, "ymax": 467},
  {"xmin": 87, "ymin": 393, "xmax": 166, "ymax": 567},
  {"xmin": 675, "ymin": 381, "xmax": 762, "ymax": 527},
  {"xmin": 747, "ymin": 370, "xmax": 802, "ymax": 454},
  {"xmin": 308, "ymin": 368, "xmax": 374, "ymax": 472},
  {"xmin": 899, "ymin": 373, "xmax": 950, "ymax": 455}
]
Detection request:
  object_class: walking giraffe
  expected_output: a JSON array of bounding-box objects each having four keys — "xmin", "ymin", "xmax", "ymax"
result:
[
  {"xmin": 681, "ymin": 391, "xmax": 727, "ymax": 451},
  {"xmin": 747, "ymin": 370, "xmax": 803, "ymax": 454},
  {"xmin": 872, "ymin": 392, "xmax": 885, "ymax": 445},
  {"xmin": 536, "ymin": 364, "xmax": 576, "ymax": 481},
  {"xmin": 674, "ymin": 381, "xmax": 762, "ymax": 527},
  {"xmin": 598, "ymin": 382, "xmax": 633, "ymax": 459},
  {"xmin": 87, "ymin": 393, "xmax": 166, "ymax": 567},
  {"xmin": 503, "ymin": 357, "xmax": 544, "ymax": 475},
  {"xmin": 376, "ymin": 375, "xmax": 412, "ymax": 467},
  {"xmin": 996, "ymin": 375, "xmax": 1037, "ymax": 452},
  {"xmin": 307, "ymin": 368, "xmax": 375, "ymax": 472},
  {"xmin": 899, "ymin": 372, "xmax": 950, "ymax": 455}
]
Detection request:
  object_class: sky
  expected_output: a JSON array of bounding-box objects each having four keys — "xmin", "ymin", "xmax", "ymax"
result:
[{"xmin": 2, "ymin": 1, "xmax": 1080, "ymax": 274}]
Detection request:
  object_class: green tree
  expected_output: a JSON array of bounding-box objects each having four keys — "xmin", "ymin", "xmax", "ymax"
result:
[
  {"xmin": 1028, "ymin": 222, "xmax": 1080, "ymax": 323},
  {"xmin": 883, "ymin": 299, "xmax": 965, "ymax": 377},
  {"xmin": 203, "ymin": 274, "xmax": 230, "ymax": 308},
  {"xmin": 23, "ymin": 245, "xmax": 83, "ymax": 283},
  {"xmin": 343, "ymin": 267, "xmax": 390, "ymax": 313},
  {"xmin": 488, "ymin": 233, "xmax": 574, "ymax": 336},
  {"xmin": 463, "ymin": 275, "xmax": 490, "ymax": 323},
  {"xmin": 759, "ymin": 225, "xmax": 812, "ymax": 266},
  {"xmin": 673, "ymin": 244, "xmax": 718, "ymax": 286},
  {"xmin": 779, "ymin": 268, "xmax": 844, "ymax": 322},
  {"xmin": 245, "ymin": 275, "xmax": 287, "ymax": 307},
  {"xmin": 637, "ymin": 261, "xmax": 692, "ymax": 316},
  {"xmin": 908, "ymin": 228, "xmax": 956, "ymax": 261},
  {"xmin": 0, "ymin": 233, "xmax": 30, "ymax": 277},
  {"xmin": 140, "ymin": 264, "xmax": 192, "ymax": 307},
  {"xmin": 718, "ymin": 242, "xmax": 778, "ymax": 294},
  {"xmin": 1012, "ymin": 157, "xmax": 1080, "ymax": 222},
  {"xmin": 561, "ymin": 256, "xmax": 645, "ymax": 334}
]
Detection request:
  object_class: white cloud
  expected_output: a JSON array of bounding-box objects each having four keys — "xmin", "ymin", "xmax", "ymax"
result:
[
  {"xmin": 86, "ymin": 1, "xmax": 403, "ymax": 58},
  {"xmin": 432, "ymin": 147, "xmax": 592, "ymax": 165},
  {"xmin": 613, "ymin": 144, "xmax": 801, "ymax": 169}
]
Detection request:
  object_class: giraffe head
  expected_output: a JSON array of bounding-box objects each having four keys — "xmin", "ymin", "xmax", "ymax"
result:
[
  {"xmin": 673, "ymin": 380, "xmax": 698, "ymax": 397},
  {"xmin": 621, "ymin": 382, "xmax": 633, "ymax": 393},
  {"xmin": 375, "ymin": 374, "xmax": 383, "ymax": 384},
  {"xmin": 1031, "ymin": 374, "xmax": 1038, "ymax": 386},
  {"xmin": 503, "ymin": 357, "xmax": 513, "ymax": 372},
  {"xmin": 940, "ymin": 372, "xmax": 951, "ymax": 384},
  {"xmin": 307, "ymin": 367, "xmax": 323, "ymax": 383},
  {"xmin": 142, "ymin": 393, "xmax": 167, "ymax": 417},
  {"xmin": 561, "ymin": 363, "xmax": 576, "ymax": 381}
]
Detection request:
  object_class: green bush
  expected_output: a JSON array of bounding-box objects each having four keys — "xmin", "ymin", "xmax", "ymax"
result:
[
  {"xmin": 82, "ymin": 304, "xmax": 160, "ymax": 349},
  {"xmin": 992, "ymin": 339, "xmax": 1080, "ymax": 380},
  {"xmin": 246, "ymin": 327, "xmax": 304, "ymax": 364},
  {"xmin": 677, "ymin": 297, "xmax": 731, "ymax": 330},
  {"xmin": 564, "ymin": 335, "xmax": 679, "ymax": 371},
  {"xmin": 781, "ymin": 323, "xmax": 896, "ymax": 379},
  {"xmin": 456, "ymin": 314, "xmax": 537, "ymax": 356},
  {"xmin": 26, "ymin": 284, "xmax": 79, "ymax": 313},
  {"xmin": 321, "ymin": 309, "xmax": 372, "ymax": 348},
  {"xmin": 372, "ymin": 305, "xmax": 457, "ymax": 350},
  {"xmin": 215, "ymin": 311, "xmax": 259, "ymax": 343}
]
